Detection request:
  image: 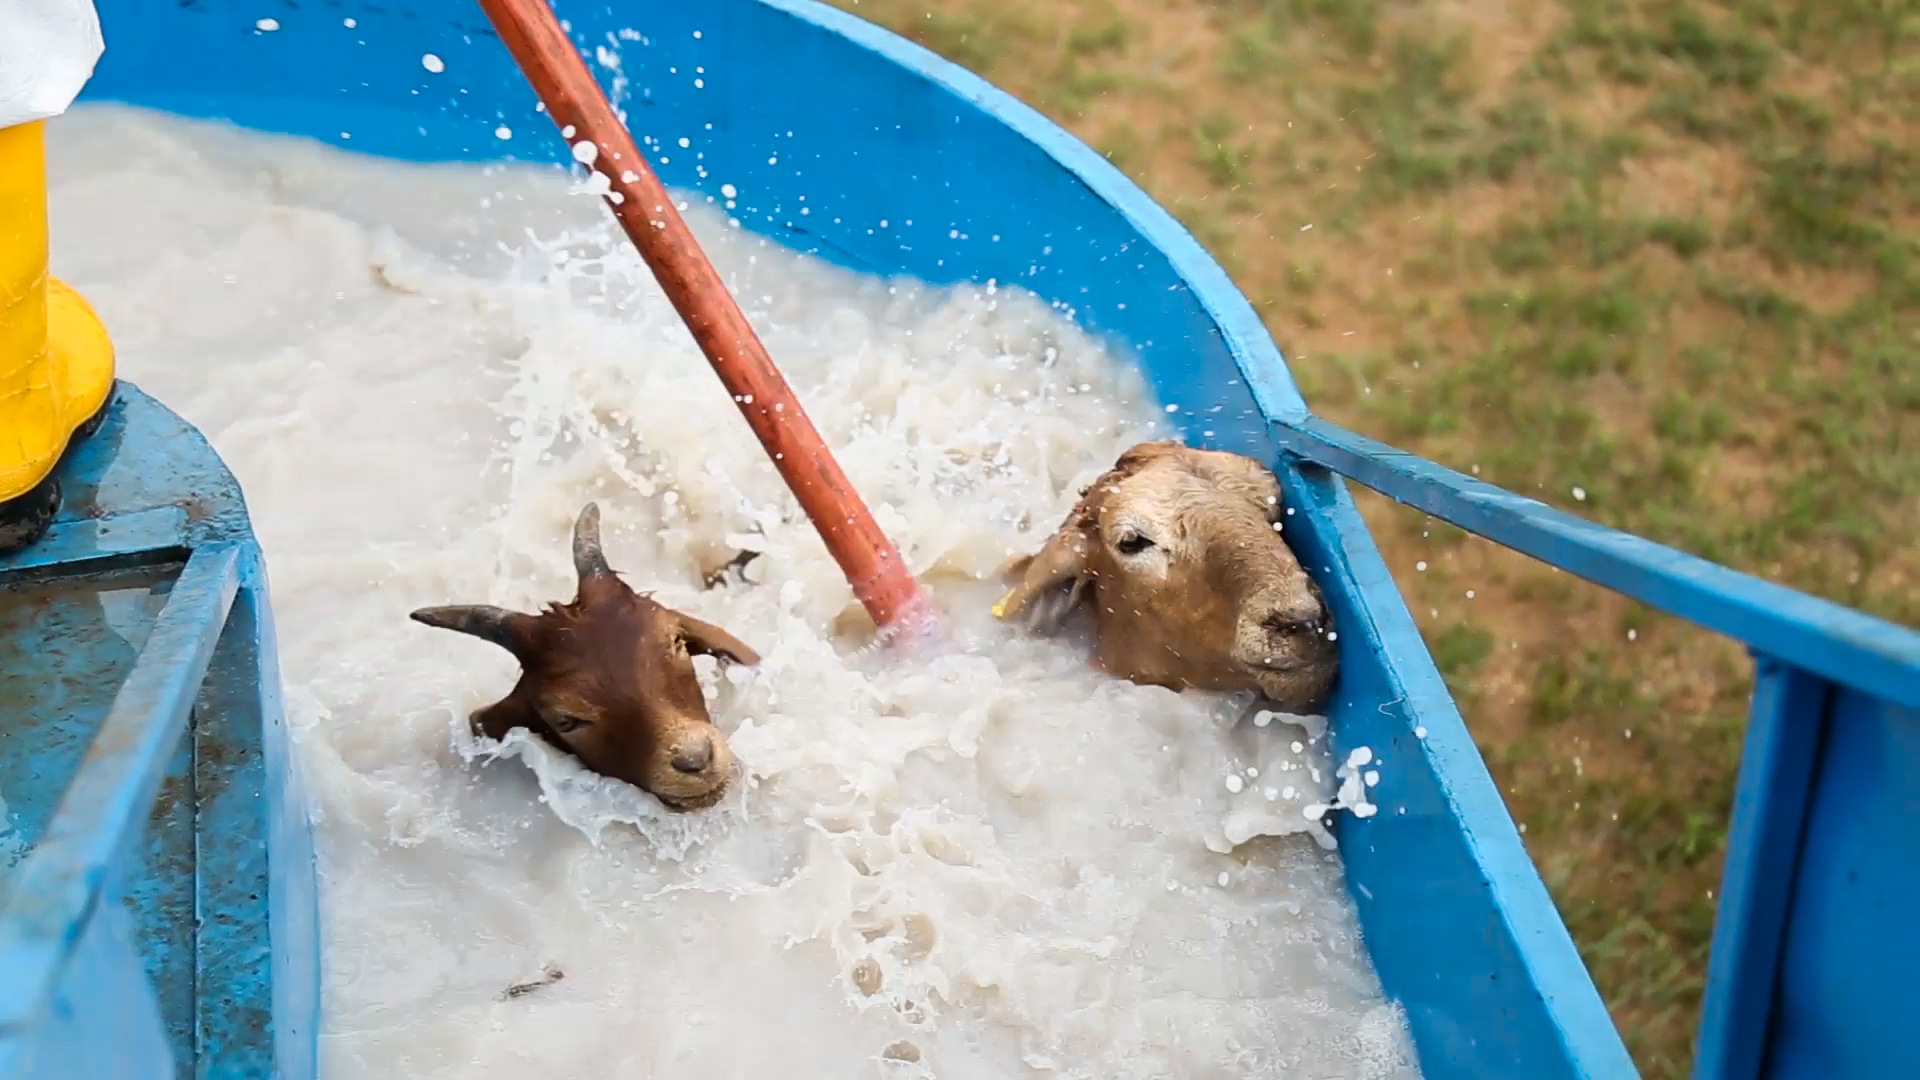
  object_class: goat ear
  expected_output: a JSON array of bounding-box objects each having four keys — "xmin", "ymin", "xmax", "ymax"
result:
[
  {"xmin": 411, "ymin": 605, "xmax": 533, "ymax": 655},
  {"xmin": 676, "ymin": 612, "xmax": 761, "ymax": 666},
  {"xmin": 471, "ymin": 694, "xmax": 541, "ymax": 743},
  {"xmin": 992, "ymin": 525, "xmax": 1093, "ymax": 634}
]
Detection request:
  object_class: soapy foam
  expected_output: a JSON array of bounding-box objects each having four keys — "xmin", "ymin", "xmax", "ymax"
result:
[{"xmin": 48, "ymin": 104, "xmax": 1420, "ymax": 1080}]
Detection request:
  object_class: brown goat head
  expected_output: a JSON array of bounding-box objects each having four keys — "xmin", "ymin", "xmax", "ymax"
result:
[
  {"xmin": 412, "ymin": 503, "xmax": 761, "ymax": 810},
  {"xmin": 994, "ymin": 441, "xmax": 1337, "ymax": 711}
]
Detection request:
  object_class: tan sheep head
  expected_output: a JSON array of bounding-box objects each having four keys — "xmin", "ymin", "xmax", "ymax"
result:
[{"xmin": 995, "ymin": 441, "xmax": 1338, "ymax": 711}]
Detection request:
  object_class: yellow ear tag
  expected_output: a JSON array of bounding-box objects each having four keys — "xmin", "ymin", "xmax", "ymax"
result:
[{"xmin": 991, "ymin": 592, "xmax": 1014, "ymax": 620}]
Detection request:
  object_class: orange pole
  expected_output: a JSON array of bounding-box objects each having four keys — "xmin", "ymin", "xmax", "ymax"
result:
[{"xmin": 475, "ymin": 0, "xmax": 936, "ymax": 638}]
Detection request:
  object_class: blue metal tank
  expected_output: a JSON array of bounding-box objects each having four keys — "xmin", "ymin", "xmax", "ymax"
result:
[{"xmin": 4, "ymin": 2, "xmax": 1913, "ymax": 1078}]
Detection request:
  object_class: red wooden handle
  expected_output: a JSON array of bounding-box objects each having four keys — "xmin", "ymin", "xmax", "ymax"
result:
[{"xmin": 476, "ymin": 0, "xmax": 935, "ymax": 637}]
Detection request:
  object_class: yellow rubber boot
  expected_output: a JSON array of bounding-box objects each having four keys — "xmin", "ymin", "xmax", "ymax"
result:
[{"xmin": 0, "ymin": 119, "xmax": 116, "ymax": 554}]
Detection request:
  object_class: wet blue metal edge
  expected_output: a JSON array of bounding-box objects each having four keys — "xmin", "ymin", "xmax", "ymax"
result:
[
  {"xmin": 1692, "ymin": 659, "xmax": 1828, "ymax": 1080},
  {"xmin": 0, "ymin": 384, "xmax": 321, "ymax": 1079},
  {"xmin": 0, "ymin": 507, "xmax": 189, "ymax": 575},
  {"xmin": 75, "ymin": 1, "xmax": 1632, "ymax": 1075},
  {"xmin": 191, "ymin": 549, "xmax": 321, "ymax": 1080},
  {"xmin": 0, "ymin": 545, "xmax": 239, "ymax": 1057},
  {"xmin": 0, "ymin": 894, "xmax": 173, "ymax": 1080},
  {"xmin": 254, "ymin": 559, "xmax": 322, "ymax": 1080},
  {"xmin": 1756, "ymin": 689, "xmax": 1920, "ymax": 1079},
  {"xmin": 1276, "ymin": 461, "xmax": 1639, "ymax": 1076},
  {"xmin": 1269, "ymin": 416, "xmax": 1920, "ymax": 708}
]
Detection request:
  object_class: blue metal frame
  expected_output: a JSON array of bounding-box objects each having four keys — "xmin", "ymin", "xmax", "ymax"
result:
[
  {"xmin": 1271, "ymin": 417, "xmax": 1920, "ymax": 709},
  {"xmin": 1692, "ymin": 658, "xmax": 1828, "ymax": 1080},
  {"xmin": 0, "ymin": 546, "xmax": 238, "ymax": 1078},
  {"xmin": 0, "ymin": 385, "xmax": 319, "ymax": 1080},
  {"xmin": 1269, "ymin": 417, "xmax": 1920, "ymax": 1080}
]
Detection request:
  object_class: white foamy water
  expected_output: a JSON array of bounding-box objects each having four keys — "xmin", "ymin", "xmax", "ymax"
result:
[{"xmin": 47, "ymin": 105, "xmax": 1419, "ymax": 1079}]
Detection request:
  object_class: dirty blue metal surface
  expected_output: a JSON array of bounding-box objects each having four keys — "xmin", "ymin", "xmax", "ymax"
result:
[
  {"xmin": 72, "ymin": 1, "xmax": 1633, "ymax": 1077},
  {"xmin": 0, "ymin": 384, "xmax": 319, "ymax": 1079}
]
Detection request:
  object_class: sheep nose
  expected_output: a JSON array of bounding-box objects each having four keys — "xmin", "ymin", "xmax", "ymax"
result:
[
  {"xmin": 1260, "ymin": 609, "xmax": 1324, "ymax": 638},
  {"xmin": 671, "ymin": 734, "xmax": 714, "ymax": 774}
]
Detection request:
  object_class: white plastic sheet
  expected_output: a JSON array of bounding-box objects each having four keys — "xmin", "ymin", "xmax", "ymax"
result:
[{"xmin": 0, "ymin": 0, "xmax": 105, "ymax": 129}]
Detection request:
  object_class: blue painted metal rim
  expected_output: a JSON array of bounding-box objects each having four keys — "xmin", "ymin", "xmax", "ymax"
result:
[
  {"xmin": 753, "ymin": 4, "xmax": 1636, "ymax": 1072},
  {"xmin": 57, "ymin": 1, "xmax": 1638, "ymax": 1074},
  {"xmin": 766, "ymin": 0, "xmax": 1312, "ymax": 429}
]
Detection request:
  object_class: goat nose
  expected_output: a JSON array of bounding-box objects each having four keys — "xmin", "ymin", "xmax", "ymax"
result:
[{"xmin": 671, "ymin": 734, "xmax": 714, "ymax": 774}]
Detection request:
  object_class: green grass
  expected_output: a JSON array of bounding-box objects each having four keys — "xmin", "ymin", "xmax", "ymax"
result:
[{"xmin": 832, "ymin": 0, "xmax": 1915, "ymax": 1073}]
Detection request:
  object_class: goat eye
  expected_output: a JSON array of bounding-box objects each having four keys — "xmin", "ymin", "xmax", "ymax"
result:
[
  {"xmin": 1114, "ymin": 531, "xmax": 1155, "ymax": 556},
  {"xmin": 548, "ymin": 713, "xmax": 589, "ymax": 734}
]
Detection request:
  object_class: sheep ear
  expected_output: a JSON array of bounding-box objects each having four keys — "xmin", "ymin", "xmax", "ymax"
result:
[
  {"xmin": 1110, "ymin": 439, "xmax": 1186, "ymax": 476},
  {"xmin": 411, "ymin": 605, "xmax": 533, "ymax": 655},
  {"xmin": 676, "ymin": 612, "xmax": 761, "ymax": 666},
  {"xmin": 992, "ymin": 526, "xmax": 1093, "ymax": 634}
]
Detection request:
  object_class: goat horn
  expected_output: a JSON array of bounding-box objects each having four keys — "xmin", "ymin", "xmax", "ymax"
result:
[
  {"xmin": 411, "ymin": 605, "xmax": 526, "ymax": 652},
  {"xmin": 572, "ymin": 502, "xmax": 612, "ymax": 580}
]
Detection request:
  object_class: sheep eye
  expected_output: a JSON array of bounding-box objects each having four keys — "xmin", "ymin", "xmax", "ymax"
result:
[
  {"xmin": 1114, "ymin": 531, "xmax": 1155, "ymax": 556},
  {"xmin": 548, "ymin": 713, "xmax": 589, "ymax": 734}
]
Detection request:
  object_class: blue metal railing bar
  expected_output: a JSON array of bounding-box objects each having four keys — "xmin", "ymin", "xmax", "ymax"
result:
[
  {"xmin": 1271, "ymin": 415, "xmax": 1920, "ymax": 709},
  {"xmin": 1692, "ymin": 659, "xmax": 1832, "ymax": 1080},
  {"xmin": 0, "ymin": 544, "xmax": 241, "ymax": 1036},
  {"xmin": 0, "ymin": 507, "xmax": 192, "ymax": 577}
]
